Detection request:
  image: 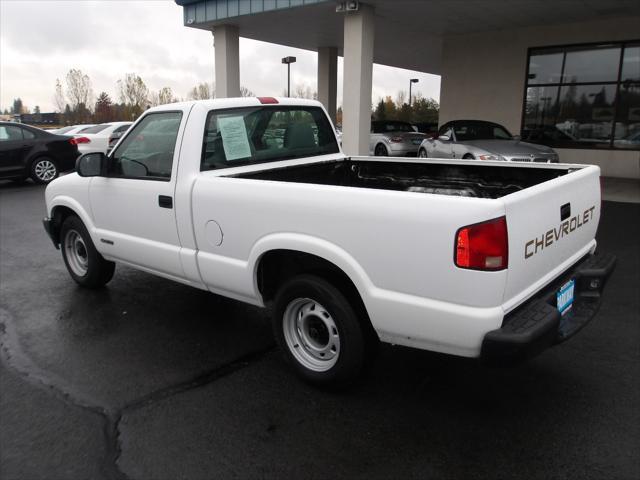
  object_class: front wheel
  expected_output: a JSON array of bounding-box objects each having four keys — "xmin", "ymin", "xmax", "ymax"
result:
[
  {"xmin": 418, "ymin": 148, "xmax": 428, "ymax": 158},
  {"xmin": 272, "ymin": 274, "xmax": 369, "ymax": 387},
  {"xmin": 61, "ymin": 215, "xmax": 115, "ymax": 288},
  {"xmin": 30, "ymin": 157, "xmax": 59, "ymax": 184}
]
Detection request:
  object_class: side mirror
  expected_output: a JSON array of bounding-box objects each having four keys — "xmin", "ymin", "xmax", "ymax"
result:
[
  {"xmin": 439, "ymin": 135, "xmax": 451, "ymax": 142},
  {"xmin": 76, "ymin": 152, "xmax": 107, "ymax": 177}
]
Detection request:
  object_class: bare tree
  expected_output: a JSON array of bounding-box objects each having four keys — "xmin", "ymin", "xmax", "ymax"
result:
[
  {"xmin": 66, "ymin": 69, "xmax": 94, "ymax": 113},
  {"xmin": 54, "ymin": 79, "xmax": 66, "ymax": 113},
  {"xmin": 149, "ymin": 87, "xmax": 175, "ymax": 107},
  {"xmin": 188, "ymin": 82, "xmax": 214, "ymax": 100},
  {"xmin": 118, "ymin": 73, "xmax": 149, "ymax": 118},
  {"xmin": 292, "ymin": 83, "xmax": 316, "ymax": 100},
  {"xmin": 240, "ymin": 86, "xmax": 254, "ymax": 97}
]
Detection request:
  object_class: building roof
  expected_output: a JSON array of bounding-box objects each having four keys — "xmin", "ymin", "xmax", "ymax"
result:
[{"xmin": 175, "ymin": 0, "xmax": 640, "ymax": 74}]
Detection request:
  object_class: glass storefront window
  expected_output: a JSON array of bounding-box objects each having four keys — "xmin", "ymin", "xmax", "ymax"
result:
[
  {"xmin": 528, "ymin": 52, "xmax": 563, "ymax": 84},
  {"xmin": 562, "ymin": 47, "xmax": 620, "ymax": 83},
  {"xmin": 613, "ymin": 83, "xmax": 640, "ymax": 149},
  {"xmin": 522, "ymin": 41, "xmax": 640, "ymax": 150},
  {"xmin": 621, "ymin": 45, "xmax": 640, "ymax": 82}
]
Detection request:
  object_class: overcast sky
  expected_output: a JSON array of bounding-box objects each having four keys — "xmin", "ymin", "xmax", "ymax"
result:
[{"xmin": 0, "ymin": 0, "xmax": 440, "ymax": 113}]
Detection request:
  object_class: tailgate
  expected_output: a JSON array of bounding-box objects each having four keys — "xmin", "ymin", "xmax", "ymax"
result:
[{"xmin": 502, "ymin": 165, "xmax": 601, "ymax": 312}]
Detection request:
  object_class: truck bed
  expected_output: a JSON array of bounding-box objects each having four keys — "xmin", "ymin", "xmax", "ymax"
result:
[{"xmin": 234, "ymin": 158, "xmax": 573, "ymax": 199}]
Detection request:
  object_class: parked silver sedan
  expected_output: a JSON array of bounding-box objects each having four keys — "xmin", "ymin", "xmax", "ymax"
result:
[
  {"xmin": 418, "ymin": 120, "xmax": 559, "ymax": 163},
  {"xmin": 370, "ymin": 120, "xmax": 427, "ymax": 156}
]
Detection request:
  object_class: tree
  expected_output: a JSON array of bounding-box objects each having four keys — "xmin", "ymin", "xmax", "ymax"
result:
[
  {"xmin": 293, "ymin": 83, "xmax": 316, "ymax": 100},
  {"xmin": 118, "ymin": 73, "xmax": 149, "ymax": 119},
  {"xmin": 54, "ymin": 79, "xmax": 66, "ymax": 113},
  {"xmin": 94, "ymin": 92, "xmax": 114, "ymax": 123},
  {"xmin": 11, "ymin": 98, "xmax": 23, "ymax": 114},
  {"xmin": 188, "ymin": 82, "xmax": 213, "ymax": 100},
  {"xmin": 383, "ymin": 96, "xmax": 397, "ymax": 120},
  {"xmin": 149, "ymin": 87, "xmax": 176, "ymax": 107},
  {"xmin": 63, "ymin": 104, "xmax": 72, "ymax": 125},
  {"xmin": 240, "ymin": 86, "xmax": 254, "ymax": 97},
  {"xmin": 66, "ymin": 69, "xmax": 94, "ymax": 116},
  {"xmin": 157, "ymin": 87, "xmax": 175, "ymax": 105},
  {"xmin": 34, "ymin": 106, "xmax": 41, "ymax": 114},
  {"xmin": 374, "ymin": 99, "xmax": 387, "ymax": 120}
]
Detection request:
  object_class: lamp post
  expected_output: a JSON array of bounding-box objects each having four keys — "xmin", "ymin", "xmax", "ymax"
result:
[
  {"xmin": 282, "ymin": 56, "xmax": 297, "ymax": 97},
  {"xmin": 409, "ymin": 78, "xmax": 419, "ymax": 106}
]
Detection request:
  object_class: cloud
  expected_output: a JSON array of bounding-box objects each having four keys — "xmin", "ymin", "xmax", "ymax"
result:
[{"xmin": 0, "ymin": 0, "xmax": 440, "ymax": 112}]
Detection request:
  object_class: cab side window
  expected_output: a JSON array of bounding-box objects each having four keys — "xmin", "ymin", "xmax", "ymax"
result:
[
  {"xmin": 110, "ymin": 112, "xmax": 182, "ymax": 180},
  {"xmin": 0, "ymin": 125, "xmax": 24, "ymax": 141},
  {"xmin": 21, "ymin": 128, "xmax": 36, "ymax": 140}
]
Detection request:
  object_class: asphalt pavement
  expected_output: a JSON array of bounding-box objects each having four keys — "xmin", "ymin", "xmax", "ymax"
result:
[{"xmin": 1, "ymin": 181, "xmax": 638, "ymax": 480}]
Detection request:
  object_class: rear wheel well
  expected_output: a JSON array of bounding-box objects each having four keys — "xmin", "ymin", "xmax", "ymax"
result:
[{"xmin": 258, "ymin": 250, "xmax": 376, "ymax": 337}]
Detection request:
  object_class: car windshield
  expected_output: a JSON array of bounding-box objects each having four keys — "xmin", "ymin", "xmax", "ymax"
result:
[
  {"xmin": 453, "ymin": 122, "xmax": 513, "ymax": 141},
  {"xmin": 81, "ymin": 124, "xmax": 110, "ymax": 134}
]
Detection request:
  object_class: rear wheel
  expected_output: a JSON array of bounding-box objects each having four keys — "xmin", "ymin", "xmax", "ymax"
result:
[
  {"xmin": 418, "ymin": 148, "xmax": 428, "ymax": 158},
  {"xmin": 273, "ymin": 274, "xmax": 370, "ymax": 387},
  {"xmin": 61, "ymin": 215, "xmax": 115, "ymax": 288},
  {"xmin": 30, "ymin": 157, "xmax": 59, "ymax": 184},
  {"xmin": 462, "ymin": 153, "xmax": 475, "ymax": 160},
  {"xmin": 374, "ymin": 144, "xmax": 388, "ymax": 156}
]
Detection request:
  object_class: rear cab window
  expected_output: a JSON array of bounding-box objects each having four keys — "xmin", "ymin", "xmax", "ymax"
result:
[{"xmin": 201, "ymin": 106, "xmax": 339, "ymax": 171}]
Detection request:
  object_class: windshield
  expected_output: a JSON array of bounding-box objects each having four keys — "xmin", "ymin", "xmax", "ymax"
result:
[
  {"xmin": 201, "ymin": 106, "xmax": 339, "ymax": 171},
  {"xmin": 453, "ymin": 122, "xmax": 513, "ymax": 141}
]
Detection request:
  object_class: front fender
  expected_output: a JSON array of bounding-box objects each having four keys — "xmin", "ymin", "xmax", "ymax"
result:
[{"xmin": 47, "ymin": 195, "xmax": 97, "ymax": 245}]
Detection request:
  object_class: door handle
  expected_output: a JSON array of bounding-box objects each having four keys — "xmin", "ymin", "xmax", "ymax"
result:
[{"xmin": 158, "ymin": 195, "xmax": 173, "ymax": 209}]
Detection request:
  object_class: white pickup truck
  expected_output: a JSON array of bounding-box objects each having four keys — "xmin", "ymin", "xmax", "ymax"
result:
[{"xmin": 43, "ymin": 97, "xmax": 615, "ymax": 386}]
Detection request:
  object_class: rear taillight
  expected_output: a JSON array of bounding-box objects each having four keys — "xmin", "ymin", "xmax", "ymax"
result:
[
  {"xmin": 70, "ymin": 137, "xmax": 90, "ymax": 145},
  {"xmin": 455, "ymin": 216, "xmax": 508, "ymax": 271}
]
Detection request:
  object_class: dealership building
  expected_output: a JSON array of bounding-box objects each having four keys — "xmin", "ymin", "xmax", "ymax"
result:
[{"xmin": 175, "ymin": 0, "xmax": 640, "ymax": 179}]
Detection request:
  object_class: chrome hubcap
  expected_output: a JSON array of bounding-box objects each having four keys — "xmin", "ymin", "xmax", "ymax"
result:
[
  {"xmin": 35, "ymin": 160, "xmax": 57, "ymax": 181},
  {"xmin": 64, "ymin": 230, "xmax": 89, "ymax": 276},
  {"xmin": 283, "ymin": 298, "xmax": 340, "ymax": 372}
]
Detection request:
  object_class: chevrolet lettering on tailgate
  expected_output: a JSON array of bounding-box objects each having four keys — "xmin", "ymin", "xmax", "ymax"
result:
[{"xmin": 524, "ymin": 206, "xmax": 596, "ymax": 259}]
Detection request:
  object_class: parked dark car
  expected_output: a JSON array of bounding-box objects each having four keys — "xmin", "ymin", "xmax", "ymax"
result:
[{"xmin": 0, "ymin": 122, "xmax": 79, "ymax": 184}]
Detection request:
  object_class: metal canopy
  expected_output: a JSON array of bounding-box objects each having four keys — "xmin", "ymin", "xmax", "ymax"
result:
[{"xmin": 176, "ymin": 0, "xmax": 640, "ymax": 75}]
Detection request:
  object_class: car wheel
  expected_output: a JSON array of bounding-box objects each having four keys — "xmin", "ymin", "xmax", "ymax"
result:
[
  {"xmin": 418, "ymin": 148, "xmax": 428, "ymax": 158},
  {"xmin": 374, "ymin": 144, "xmax": 388, "ymax": 156},
  {"xmin": 61, "ymin": 215, "xmax": 115, "ymax": 288},
  {"xmin": 462, "ymin": 153, "xmax": 475, "ymax": 160},
  {"xmin": 30, "ymin": 157, "xmax": 59, "ymax": 184},
  {"xmin": 273, "ymin": 274, "xmax": 369, "ymax": 387}
]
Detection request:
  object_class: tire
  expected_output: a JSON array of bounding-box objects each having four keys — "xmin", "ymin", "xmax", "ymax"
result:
[
  {"xmin": 418, "ymin": 148, "xmax": 428, "ymax": 158},
  {"xmin": 374, "ymin": 144, "xmax": 388, "ymax": 156},
  {"xmin": 60, "ymin": 215, "xmax": 115, "ymax": 288},
  {"xmin": 272, "ymin": 274, "xmax": 370, "ymax": 387},
  {"xmin": 462, "ymin": 153, "xmax": 475, "ymax": 160},
  {"xmin": 30, "ymin": 157, "xmax": 59, "ymax": 184}
]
